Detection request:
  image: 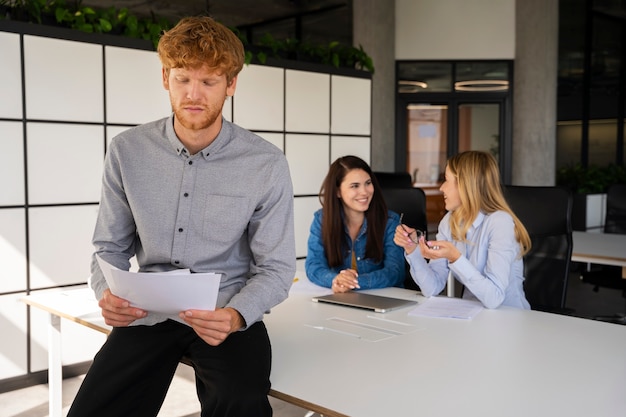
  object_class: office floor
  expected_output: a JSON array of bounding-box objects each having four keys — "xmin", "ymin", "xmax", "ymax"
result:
[
  {"xmin": 0, "ymin": 363, "xmax": 310, "ymax": 417},
  {"xmin": 1, "ymin": 266, "xmax": 624, "ymax": 417}
]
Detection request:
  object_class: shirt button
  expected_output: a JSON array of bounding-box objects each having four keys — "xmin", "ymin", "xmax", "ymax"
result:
[
  {"xmin": 174, "ymin": 260, "xmax": 180, "ymax": 264},
  {"xmin": 184, "ymin": 193, "xmax": 189, "ymax": 197},
  {"xmin": 178, "ymin": 228, "xmax": 183, "ymax": 232},
  {"xmin": 188, "ymin": 161, "xmax": 193, "ymax": 165}
]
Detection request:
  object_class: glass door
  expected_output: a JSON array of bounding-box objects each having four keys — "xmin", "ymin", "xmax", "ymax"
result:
[
  {"xmin": 402, "ymin": 100, "xmax": 506, "ymax": 186},
  {"xmin": 398, "ymin": 98, "xmax": 508, "ymax": 232}
]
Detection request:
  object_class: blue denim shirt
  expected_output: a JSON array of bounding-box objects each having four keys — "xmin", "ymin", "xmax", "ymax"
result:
[{"xmin": 305, "ymin": 209, "xmax": 406, "ymax": 289}]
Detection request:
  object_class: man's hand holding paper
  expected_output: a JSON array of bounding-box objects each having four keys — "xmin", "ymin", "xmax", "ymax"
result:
[{"xmin": 96, "ymin": 255, "xmax": 221, "ymax": 325}]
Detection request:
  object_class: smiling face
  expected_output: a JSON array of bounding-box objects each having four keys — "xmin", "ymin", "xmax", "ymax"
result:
[
  {"xmin": 337, "ymin": 168, "xmax": 374, "ymax": 216},
  {"xmin": 440, "ymin": 165, "xmax": 462, "ymax": 212},
  {"xmin": 162, "ymin": 66, "xmax": 237, "ymax": 148}
]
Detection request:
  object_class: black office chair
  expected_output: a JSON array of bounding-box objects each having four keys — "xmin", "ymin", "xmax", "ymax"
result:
[
  {"xmin": 580, "ymin": 183, "xmax": 626, "ymax": 324},
  {"xmin": 380, "ymin": 187, "xmax": 428, "ymax": 290},
  {"xmin": 503, "ymin": 185, "xmax": 574, "ymax": 313},
  {"xmin": 373, "ymin": 171, "xmax": 413, "ymax": 189}
]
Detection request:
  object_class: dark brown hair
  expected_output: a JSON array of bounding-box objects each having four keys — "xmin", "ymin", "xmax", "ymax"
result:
[{"xmin": 319, "ymin": 156, "xmax": 388, "ymax": 267}]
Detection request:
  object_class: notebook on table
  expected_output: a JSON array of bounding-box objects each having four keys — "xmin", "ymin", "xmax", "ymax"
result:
[{"xmin": 312, "ymin": 292, "xmax": 417, "ymax": 313}]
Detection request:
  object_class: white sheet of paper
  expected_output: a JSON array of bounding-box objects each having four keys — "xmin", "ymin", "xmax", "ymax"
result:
[
  {"xmin": 96, "ymin": 255, "xmax": 221, "ymax": 314},
  {"xmin": 408, "ymin": 296, "xmax": 483, "ymax": 320}
]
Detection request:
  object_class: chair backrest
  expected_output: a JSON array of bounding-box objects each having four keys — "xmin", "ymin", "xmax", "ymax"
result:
[
  {"xmin": 380, "ymin": 187, "xmax": 428, "ymax": 290},
  {"xmin": 374, "ymin": 171, "xmax": 413, "ymax": 189},
  {"xmin": 503, "ymin": 185, "xmax": 573, "ymax": 312},
  {"xmin": 604, "ymin": 183, "xmax": 626, "ymax": 234}
]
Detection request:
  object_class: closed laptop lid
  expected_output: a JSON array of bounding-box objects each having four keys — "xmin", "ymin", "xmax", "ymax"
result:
[{"xmin": 312, "ymin": 292, "xmax": 417, "ymax": 313}]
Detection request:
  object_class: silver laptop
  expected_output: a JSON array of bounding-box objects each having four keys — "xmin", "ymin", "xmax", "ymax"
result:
[{"xmin": 312, "ymin": 292, "xmax": 417, "ymax": 313}]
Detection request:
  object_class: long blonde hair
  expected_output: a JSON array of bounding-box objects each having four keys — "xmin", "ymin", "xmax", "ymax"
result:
[{"xmin": 447, "ymin": 151, "xmax": 531, "ymax": 256}]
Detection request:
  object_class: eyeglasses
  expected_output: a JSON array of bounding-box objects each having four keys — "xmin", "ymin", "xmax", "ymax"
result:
[{"xmin": 399, "ymin": 213, "xmax": 427, "ymax": 244}]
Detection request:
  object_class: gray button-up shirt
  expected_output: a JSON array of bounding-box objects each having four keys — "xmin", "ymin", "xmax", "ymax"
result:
[{"xmin": 90, "ymin": 115, "xmax": 296, "ymax": 327}]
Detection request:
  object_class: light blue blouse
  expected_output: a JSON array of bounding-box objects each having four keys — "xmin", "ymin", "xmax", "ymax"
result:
[
  {"xmin": 305, "ymin": 210, "xmax": 406, "ymax": 289},
  {"xmin": 405, "ymin": 210, "xmax": 530, "ymax": 309}
]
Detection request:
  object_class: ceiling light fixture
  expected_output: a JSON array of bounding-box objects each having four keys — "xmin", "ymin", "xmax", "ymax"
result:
[
  {"xmin": 454, "ymin": 80, "xmax": 509, "ymax": 91},
  {"xmin": 399, "ymin": 80, "xmax": 428, "ymax": 89}
]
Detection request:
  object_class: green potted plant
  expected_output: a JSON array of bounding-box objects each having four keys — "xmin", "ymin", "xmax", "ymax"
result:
[{"xmin": 556, "ymin": 163, "xmax": 626, "ymax": 230}]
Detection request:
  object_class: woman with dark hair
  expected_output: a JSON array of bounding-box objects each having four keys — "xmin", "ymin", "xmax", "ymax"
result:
[
  {"xmin": 395, "ymin": 151, "xmax": 531, "ymax": 309},
  {"xmin": 305, "ymin": 155, "xmax": 405, "ymax": 292}
]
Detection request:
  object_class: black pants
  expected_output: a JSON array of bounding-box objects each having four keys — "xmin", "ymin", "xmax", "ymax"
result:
[{"xmin": 67, "ymin": 319, "xmax": 272, "ymax": 417}]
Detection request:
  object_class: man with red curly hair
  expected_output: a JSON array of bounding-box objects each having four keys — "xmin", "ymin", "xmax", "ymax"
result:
[{"xmin": 67, "ymin": 16, "xmax": 295, "ymax": 417}]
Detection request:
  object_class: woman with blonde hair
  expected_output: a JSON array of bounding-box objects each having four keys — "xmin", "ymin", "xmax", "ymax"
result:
[{"xmin": 394, "ymin": 151, "xmax": 531, "ymax": 309}]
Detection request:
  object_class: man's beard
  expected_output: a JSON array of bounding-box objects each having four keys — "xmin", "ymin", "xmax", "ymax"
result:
[{"xmin": 172, "ymin": 102, "xmax": 222, "ymax": 131}]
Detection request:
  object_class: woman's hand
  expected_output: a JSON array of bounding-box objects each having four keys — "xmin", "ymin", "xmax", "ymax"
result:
[
  {"xmin": 394, "ymin": 224, "xmax": 417, "ymax": 254},
  {"xmin": 332, "ymin": 269, "xmax": 360, "ymax": 293},
  {"xmin": 419, "ymin": 239, "xmax": 461, "ymax": 263}
]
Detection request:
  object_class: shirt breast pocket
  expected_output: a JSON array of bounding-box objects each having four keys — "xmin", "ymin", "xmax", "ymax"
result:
[{"xmin": 202, "ymin": 194, "xmax": 251, "ymax": 244}]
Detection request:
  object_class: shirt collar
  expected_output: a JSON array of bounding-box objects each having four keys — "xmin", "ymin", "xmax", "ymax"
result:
[{"xmin": 165, "ymin": 114, "xmax": 232, "ymax": 160}]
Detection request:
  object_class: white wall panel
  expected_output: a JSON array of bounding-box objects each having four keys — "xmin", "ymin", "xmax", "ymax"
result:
[
  {"xmin": 294, "ymin": 196, "xmax": 321, "ymax": 258},
  {"xmin": 24, "ymin": 36, "xmax": 103, "ymax": 122},
  {"xmin": 233, "ymin": 65, "xmax": 284, "ymax": 130},
  {"xmin": 286, "ymin": 134, "xmax": 329, "ymax": 195},
  {"xmin": 0, "ymin": 293, "xmax": 27, "ymax": 379},
  {"xmin": 28, "ymin": 206, "xmax": 99, "ymax": 289},
  {"xmin": 0, "ymin": 209, "xmax": 26, "ymax": 293},
  {"xmin": 395, "ymin": 0, "xmax": 515, "ymax": 60},
  {"xmin": 105, "ymin": 46, "xmax": 171, "ymax": 124},
  {"xmin": 0, "ymin": 122, "xmax": 25, "ymax": 206},
  {"xmin": 0, "ymin": 32, "xmax": 23, "ymax": 119},
  {"xmin": 331, "ymin": 136, "xmax": 371, "ymax": 165},
  {"xmin": 29, "ymin": 288, "xmax": 107, "ymax": 372},
  {"xmin": 27, "ymin": 123, "xmax": 104, "ymax": 205},
  {"xmin": 286, "ymin": 70, "xmax": 330, "ymax": 133},
  {"xmin": 331, "ymin": 75, "xmax": 371, "ymax": 135}
]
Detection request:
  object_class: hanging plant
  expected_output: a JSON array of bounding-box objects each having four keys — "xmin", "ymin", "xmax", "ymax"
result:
[{"xmin": 1, "ymin": 0, "xmax": 374, "ymax": 72}]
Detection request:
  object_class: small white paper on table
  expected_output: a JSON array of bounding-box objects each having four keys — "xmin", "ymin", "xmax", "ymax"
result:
[
  {"xmin": 97, "ymin": 255, "xmax": 221, "ymax": 314},
  {"xmin": 408, "ymin": 296, "xmax": 483, "ymax": 320}
]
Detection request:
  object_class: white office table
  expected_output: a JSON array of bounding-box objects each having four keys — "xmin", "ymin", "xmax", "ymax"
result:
[
  {"xmin": 23, "ymin": 278, "xmax": 626, "ymax": 417},
  {"xmin": 266, "ymin": 277, "xmax": 626, "ymax": 417},
  {"xmin": 572, "ymin": 230, "xmax": 626, "ymax": 278}
]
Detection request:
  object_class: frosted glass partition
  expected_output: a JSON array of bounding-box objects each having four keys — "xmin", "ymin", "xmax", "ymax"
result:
[
  {"xmin": 233, "ymin": 65, "xmax": 285, "ymax": 130},
  {"xmin": 0, "ymin": 122, "xmax": 25, "ymax": 206},
  {"xmin": 0, "ymin": 21, "xmax": 371, "ymax": 389},
  {"xmin": 331, "ymin": 136, "xmax": 372, "ymax": 164},
  {"xmin": 286, "ymin": 134, "xmax": 331, "ymax": 195},
  {"xmin": 28, "ymin": 206, "xmax": 99, "ymax": 289},
  {"xmin": 0, "ymin": 293, "xmax": 28, "ymax": 379},
  {"xmin": 105, "ymin": 46, "xmax": 171, "ymax": 124},
  {"xmin": 294, "ymin": 197, "xmax": 322, "ymax": 258},
  {"xmin": 0, "ymin": 209, "xmax": 27, "ymax": 294},
  {"xmin": 0, "ymin": 32, "xmax": 22, "ymax": 118},
  {"xmin": 24, "ymin": 36, "xmax": 103, "ymax": 122},
  {"xmin": 331, "ymin": 75, "xmax": 372, "ymax": 135},
  {"xmin": 27, "ymin": 123, "xmax": 104, "ymax": 205},
  {"xmin": 286, "ymin": 70, "xmax": 330, "ymax": 133}
]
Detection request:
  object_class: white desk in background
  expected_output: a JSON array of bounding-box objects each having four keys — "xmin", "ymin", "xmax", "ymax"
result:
[
  {"xmin": 572, "ymin": 230, "xmax": 626, "ymax": 278},
  {"xmin": 23, "ymin": 276, "xmax": 626, "ymax": 417}
]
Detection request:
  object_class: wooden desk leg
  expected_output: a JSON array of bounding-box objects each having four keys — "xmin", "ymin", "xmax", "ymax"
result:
[
  {"xmin": 48, "ymin": 313, "xmax": 63, "ymax": 417},
  {"xmin": 622, "ymin": 266, "xmax": 625, "ymax": 279}
]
